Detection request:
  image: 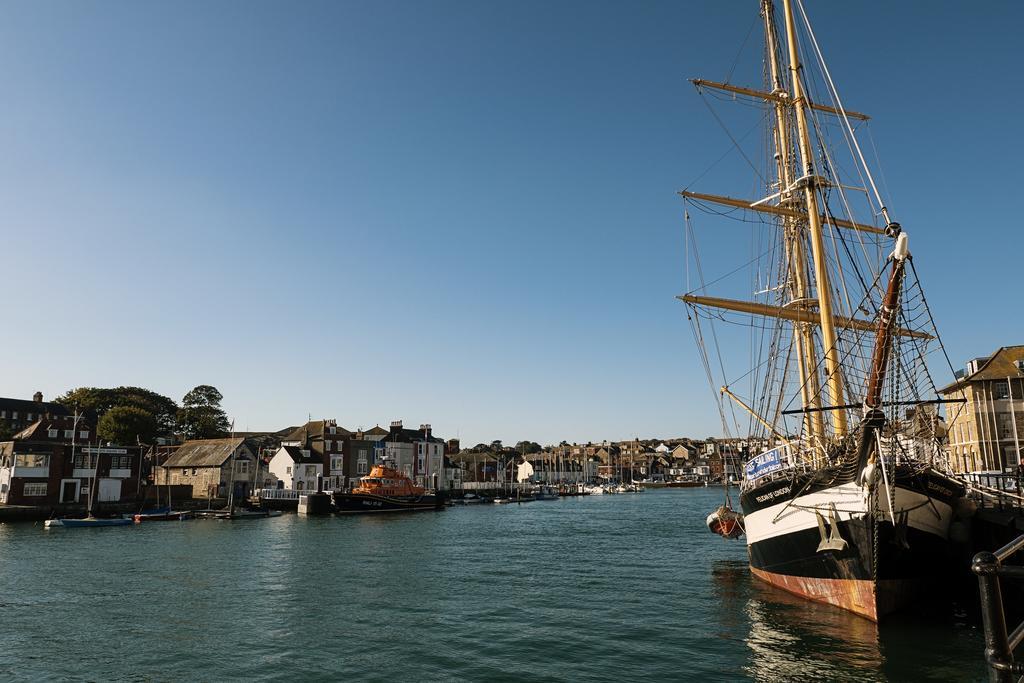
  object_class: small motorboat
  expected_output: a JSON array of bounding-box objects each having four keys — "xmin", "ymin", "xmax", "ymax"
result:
[
  {"xmin": 134, "ymin": 509, "xmax": 194, "ymax": 522},
  {"xmin": 45, "ymin": 517, "xmax": 133, "ymax": 528},
  {"xmin": 706, "ymin": 504, "xmax": 744, "ymax": 539},
  {"xmin": 203, "ymin": 508, "xmax": 282, "ymax": 520},
  {"xmin": 534, "ymin": 486, "xmax": 559, "ymax": 501}
]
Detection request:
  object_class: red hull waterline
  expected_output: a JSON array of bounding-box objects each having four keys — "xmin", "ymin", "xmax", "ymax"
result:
[{"xmin": 750, "ymin": 567, "xmax": 913, "ymax": 623}]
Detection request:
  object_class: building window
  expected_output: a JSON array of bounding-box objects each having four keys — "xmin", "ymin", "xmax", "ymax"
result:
[
  {"xmin": 183, "ymin": 469, "xmax": 190, "ymax": 477},
  {"xmin": 80, "ymin": 431, "xmax": 89, "ymax": 439},
  {"xmin": 304, "ymin": 465, "xmax": 316, "ymax": 477},
  {"xmin": 27, "ymin": 413, "xmax": 33, "ymax": 422},
  {"xmin": 331, "ymin": 457, "xmax": 343, "ymax": 471},
  {"xmin": 998, "ymin": 414, "xmax": 1014, "ymax": 439},
  {"xmin": 357, "ymin": 461, "xmax": 368, "ymax": 474},
  {"xmin": 48, "ymin": 429, "xmax": 58, "ymax": 438},
  {"xmin": 23, "ymin": 482, "xmax": 47, "ymax": 497},
  {"xmin": 74, "ymin": 454, "xmax": 98, "ymax": 469},
  {"xmin": 64, "ymin": 430, "xmax": 73, "ymax": 439},
  {"xmin": 236, "ymin": 461, "xmax": 249, "ymax": 474},
  {"xmin": 15, "ymin": 453, "xmax": 49, "ymax": 468},
  {"xmin": 993, "ymin": 381, "xmax": 1010, "ymax": 400},
  {"xmin": 11, "ymin": 412, "xmax": 17, "ymax": 419},
  {"xmin": 286, "ymin": 466, "xmax": 292, "ymax": 475}
]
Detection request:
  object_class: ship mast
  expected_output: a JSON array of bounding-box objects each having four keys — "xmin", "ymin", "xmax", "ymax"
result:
[
  {"xmin": 761, "ymin": 0, "xmax": 824, "ymax": 449},
  {"xmin": 779, "ymin": 0, "xmax": 848, "ymax": 436}
]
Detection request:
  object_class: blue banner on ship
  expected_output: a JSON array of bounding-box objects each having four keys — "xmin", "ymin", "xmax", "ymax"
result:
[{"xmin": 745, "ymin": 448, "xmax": 783, "ymax": 481}]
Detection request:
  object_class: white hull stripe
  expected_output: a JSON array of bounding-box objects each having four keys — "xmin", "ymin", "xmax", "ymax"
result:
[{"xmin": 744, "ymin": 482, "xmax": 953, "ymax": 545}]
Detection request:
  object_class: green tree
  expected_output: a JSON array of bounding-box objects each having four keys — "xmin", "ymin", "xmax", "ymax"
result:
[
  {"xmin": 515, "ymin": 440, "xmax": 543, "ymax": 454},
  {"xmin": 178, "ymin": 385, "xmax": 230, "ymax": 440},
  {"xmin": 56, "ymin": 386, "xmax": 179, "ymax": 437},
  {"xmin": 98, "ymin": 406, "xmax": 158, "ymax": 446}
]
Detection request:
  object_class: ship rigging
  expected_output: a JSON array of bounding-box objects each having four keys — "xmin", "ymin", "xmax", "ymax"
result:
[{"xmin": 680, "ymin": 0, "xmax": 968, "ymax": 621}]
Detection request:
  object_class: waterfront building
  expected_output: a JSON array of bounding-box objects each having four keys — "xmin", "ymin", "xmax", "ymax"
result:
[
  {"xmin": 0, "ymin": 415, "xmax": 142, "ymax": 505},
  {"xmin": 0, "ymin": 392, "xmax": 68, "ymax": 437},
  {"xmin": 158, "ymin": 437, "xmax": 257, "ymax": 500},
  {"xmin": 281, "ymin": 420, "xmax": 349, "ymax": 484},
  {"xmin": 267, "ymin": 445, "xmax": 323, "ymax": 491},
  {"xmin": 382, "ymin": 420, "xmax": 449, "ymax": 489},
  {"xmin": 939, "ymin": 346, "xmax": 1024, "ymax": 473}
]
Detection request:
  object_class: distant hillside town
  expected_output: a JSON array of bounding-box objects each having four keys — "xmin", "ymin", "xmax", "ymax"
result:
[{"xmin": 0, "ymin": 343, "xmax": 1020, "ymax": 510}]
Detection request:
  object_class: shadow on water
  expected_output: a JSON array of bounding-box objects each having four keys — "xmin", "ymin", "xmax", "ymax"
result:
[{"xmin": 710, "ymin": 560, "xmax": 986, "ymax": 682}]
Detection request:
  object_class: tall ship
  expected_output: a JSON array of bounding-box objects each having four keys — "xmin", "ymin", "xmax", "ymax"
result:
[
  {"xmin": 682, "ymin": 0, "xmax": 965, "ymax": 621},
  {"xmin": 334, "ymin": 461, "xmax": 446, "ymax": 514}
]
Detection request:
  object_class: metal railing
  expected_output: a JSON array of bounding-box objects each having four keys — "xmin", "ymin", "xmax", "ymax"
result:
[
  {"xmin": 973, "ymin": 534, "xmax": 1024, "ymax": 682},
  {"xmin": 966, "ymin": 472, "xmax": 1024, "ymax": 511},
  {"xmin": 257, "ymin": 488, "xmax": 307, "ymax": 500}
]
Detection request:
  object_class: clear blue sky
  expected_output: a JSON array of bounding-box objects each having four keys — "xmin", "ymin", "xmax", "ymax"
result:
[{"xmin": 1, "ymin": 1, "xmax": 1020, "ymax": 446}]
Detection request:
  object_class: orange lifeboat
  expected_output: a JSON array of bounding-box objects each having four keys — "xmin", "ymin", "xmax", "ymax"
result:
[
  {"xmin": 353, "ymin": 465, "xmax": 426, "ymax": 497},
  {"xmin": 334, "ymin": 463, "xmax": 444, "ymax": 514}
]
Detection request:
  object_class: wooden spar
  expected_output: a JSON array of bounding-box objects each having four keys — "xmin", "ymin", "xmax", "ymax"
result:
[
  {"xmin": 720, "ymin": 386, "xmax": 790, "ymax": 445},
  {"xmin": 864, "ymin": 235, "xmax": 910, "ymax": 410},
  {"xmin": 781, "ymin": 0, "xmax": 847, "ymax": 435},
  {"xmin": 677, "ymin": 293, "xmax": 933, "ymax": 340},
  {"xmin": 761, "ymin": 0, "xmax": 824, "ymax": 448},
  {"xmin": 678, "ymin": 190, "xmax": 885, "ymax": 236},
  {"xmin": 691, "ymin": 78, "xmax": 870, "ymax": 121}
]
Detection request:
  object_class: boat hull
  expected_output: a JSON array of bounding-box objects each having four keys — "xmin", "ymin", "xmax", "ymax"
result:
[
  {"xmin": 47, "ymin": 518, "xmax": 133, "ymax": 528},
  {"xmin": 333, "ymin": 492, "xmax": 444, "ymax": 514},
  {"xmin": 133, "ymin": 511, "xmax": 193, "ymax": 522},
  {"xmin": 740, "ymin": 467, "xmax": 963, "ymax": 621}
]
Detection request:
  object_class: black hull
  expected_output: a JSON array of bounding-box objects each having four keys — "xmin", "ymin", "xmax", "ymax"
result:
[
  {"xmin": 739, "ymin": 466, "xmax": 964, "ymax": 620},
  {"xmin": 333, "ymin": 492, "xmax": 445, "ymax": 514}
]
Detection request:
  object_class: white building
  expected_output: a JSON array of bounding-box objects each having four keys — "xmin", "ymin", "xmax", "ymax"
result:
[{"xmin": 267, "ymin": 445, "xmax": 323, "ymax": 492}]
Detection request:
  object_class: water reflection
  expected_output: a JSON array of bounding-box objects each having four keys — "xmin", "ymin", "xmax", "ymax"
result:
[{"xmin": 711, "ymin": 560, "xmax": 884, "ymax": 681}]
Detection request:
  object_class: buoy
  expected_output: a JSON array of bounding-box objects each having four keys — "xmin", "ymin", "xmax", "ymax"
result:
[{"xmin": 707, "ymin": 504, "xmax": 744, "ymax": 539}]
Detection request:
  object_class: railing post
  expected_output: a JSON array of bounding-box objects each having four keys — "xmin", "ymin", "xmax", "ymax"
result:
[{"xmin": 974, "ymin": 551, "xmax": 1015, "ymax": 683}]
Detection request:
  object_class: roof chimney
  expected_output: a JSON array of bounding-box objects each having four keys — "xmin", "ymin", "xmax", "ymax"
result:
[
  {"xmin": 33, "ymin": 391, "xmax": 43, "ymax": 403},
  {"xmin": 420, "ymin": 424, "xmax": 432, "ymax": 438},
  {"xmin": 390, "ymin": 420, "xmax": 403, "ymax": 435}
]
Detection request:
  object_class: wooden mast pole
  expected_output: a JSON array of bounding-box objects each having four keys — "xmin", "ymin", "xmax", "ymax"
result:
[
  {"xmin": 780, "ymin": 0, "xmax": 847, "ymax": 436},
  {"xmin": 762, "ymin": 0, "xmax": 824, "ymax": 449}
]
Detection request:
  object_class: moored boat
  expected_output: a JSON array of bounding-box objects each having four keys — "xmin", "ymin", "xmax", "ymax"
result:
[
  {"xmin": 333, "ymin": 463, "xmax": 444, "ymax": 514},
  {"xmin": 133, "ymin": 510, "xmax": 194, "ymax": 522},
  {"xmin": 46, "ymin": 516, "xmax": 133, "ymax": 528},
  {"xmin": 680, "ymin": 0, "xmax": 968, "ymax": 621}
]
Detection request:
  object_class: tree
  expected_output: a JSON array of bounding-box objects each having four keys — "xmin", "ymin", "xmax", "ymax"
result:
[
  {"xmin": 56, "ymin": 386, "xmax": 179, "ymax": 437},
  {"xmin": 98, "ymin": 406, "xmax": 158, "ymax": 446},
  {"xmin": 178, "ymin": 385, "xmax": 230, "ymax": 440},
  {"xmin": 515, "ymin": 440, "xmax": 543, "ymax": 454}
]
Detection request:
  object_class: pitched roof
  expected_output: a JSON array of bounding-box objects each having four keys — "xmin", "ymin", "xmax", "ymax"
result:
[
  {"xmin": 283, "ymin": 420, "xmax": 353, "ymax": 444},
  {"xmin": 13, "ymin": 415, "xmax": 95, "ymax": 442},
  {"xmin": 939, "ymin": 345, "xmax": 1024, "ymax": 394},
  {"xmin": 363, "ymin": 425, "xmax": 389, "ymax": 438},
  {"xmin": 277, "ymin": 445, "xmax": 322, "ymax": 465},
  {"xmin": 0, "ymin": 396, "xmax": 68, "ymax": 416},
  {"xmin": 162, "ymin": 437, "xmax": 247, "ymax": 468}
]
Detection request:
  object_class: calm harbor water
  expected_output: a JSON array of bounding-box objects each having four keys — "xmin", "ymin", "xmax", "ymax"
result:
[{"xmin": 0, "ymin": 489, "xmax": 986, "ymax": 682}]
